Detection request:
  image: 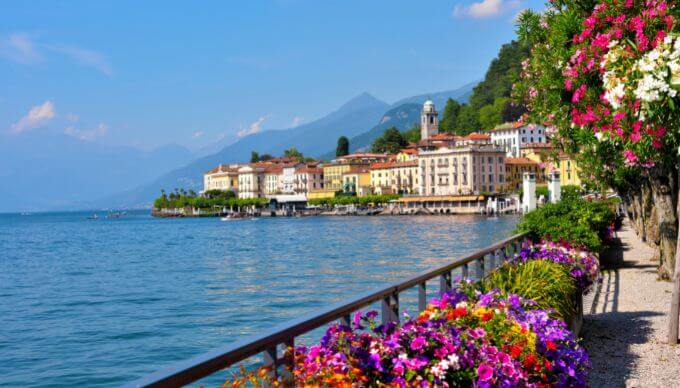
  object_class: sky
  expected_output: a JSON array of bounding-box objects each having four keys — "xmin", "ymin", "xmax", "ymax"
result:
[{"xmin": 0, "ymin": 0, "xmax": 544, "ymax": 151}]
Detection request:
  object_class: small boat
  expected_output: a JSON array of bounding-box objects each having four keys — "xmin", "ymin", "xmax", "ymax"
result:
[{"xmin": 86, "ymin": 214, "xmax": 98, "ymax": 220}]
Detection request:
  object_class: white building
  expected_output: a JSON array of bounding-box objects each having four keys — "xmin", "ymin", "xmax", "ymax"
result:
[
  {"xmin": 420, "ymin": 100, "xmax": 439, "ymax": 141},
  {"xmin": 489, "ymin": 123, "xmax": 546, "ymax": 157},
  {"xmin": 237, "ymin": 164, "xmax": 266, "ymax": 198},
  {"xmin": 417, "ymin": 133, "xmax": 506, "ymax": 195},
  {"xmin": 281, "ymin": 165, "xmax": 298, "ymax": 194},
  {"xmin": 294, "ymin": 165, "xmax": 324, "ymax": 194}
]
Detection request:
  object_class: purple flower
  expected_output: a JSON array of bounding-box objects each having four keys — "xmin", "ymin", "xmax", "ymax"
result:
[{"xmin": 410, "ymin": 336, "xmax": 426, "ymax": 351}]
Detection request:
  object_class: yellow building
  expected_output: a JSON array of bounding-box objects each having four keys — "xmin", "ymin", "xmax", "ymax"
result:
[
  {"xmin": 322, "ymin": 163, "xmax": 353, "ymax": 191},
  {"xmin": 504, "ymin": 157, "xmax": 544, "ymax": 191},
  {"xmin": 555, "ymin": 154, "xmax": 582, "ymax": 186},
  {"xmin": 203, "ymin": 164, "xmax": 240, "ymax": 193},
  {"xmin": 521, "ymin": 143, "xmax": 582, "ymax": 187},
  {"xmin": 342, "ymin": 168, "xmax": 371, "ymax": 196},
  {"xmin": 307, "ymin": 189, "xmax": 337, "ymax": 200},
  {"xmin": 370, "ymin": 160, "xmax": 419, "ymax": 194}
]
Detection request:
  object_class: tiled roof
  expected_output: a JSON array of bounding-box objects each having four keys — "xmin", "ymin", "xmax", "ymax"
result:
[
  {"xmin": 297, "ymin": 167, "xmax": 323, "ymax": 174},
  {"xmin": 463, "ymin": 133, "xmax": 491, "ymax": 140},
  {"xmin": 205, "ymin": 164, "xmax": 240, "ymax": 174},
  {"xmin": 505, "ymin": 157, "xmax": 539, "ymax": 165},
  {"xmin": 523, "ymin": 142, "xmax": 553, "ymax": 149},
  {"xmin": 336, "ymin": 152, "xmax": 389, "ymax": 160},
  {"xmin": 370, "ymin": 160, "xmax": 418, "ymax": 170}
]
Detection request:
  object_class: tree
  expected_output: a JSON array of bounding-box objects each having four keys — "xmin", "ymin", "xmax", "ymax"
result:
[
  {"xmin": 284, "ymin": 147, "xmax": 304, "ymax": 160},
  {"xmin": 440, "ymin": 98, "xmax": 461, "ymax": 133},
  {"xmin": 260, "ymin": 154, "xmax": 273, "ymax": 161},
  {"xmin": 478, "ymin": 97, "xmax": 509, "ymax": 130},
  {"xmin": 454, "ymin": 104, "xmax": 479, "ymax": 135},
  {"xmin": 403, "ymin": 125, "xmax": 421, "ymax": 144},
  {"xmin": 250, "ymin": 151, "xmax": 260, "ymax": 163},
  {"xmin": 371, "ymin": 127, "xmax": 408, "ymax": 154},
  {"xmin": 336, "ymin": 136, "xmax": 349, "ymax": 157}
]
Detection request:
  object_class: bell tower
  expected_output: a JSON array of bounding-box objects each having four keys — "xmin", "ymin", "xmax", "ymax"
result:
[{"xmin": 420, "ymin": 100, "xmax": 439, "ymax": 140}]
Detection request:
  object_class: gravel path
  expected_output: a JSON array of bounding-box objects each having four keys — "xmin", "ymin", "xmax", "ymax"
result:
[{"xmin": 582, "ymin": 219, "xmax": 680, "ymax": 387}]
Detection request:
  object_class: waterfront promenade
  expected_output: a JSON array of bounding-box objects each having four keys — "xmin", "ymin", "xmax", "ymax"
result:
[{"xmin": 583, "ymin": 220, "xmax": 680, "ymax": 386}]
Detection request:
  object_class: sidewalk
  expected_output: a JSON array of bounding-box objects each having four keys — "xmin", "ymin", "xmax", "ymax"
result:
[{"xmin": 582, "ymin": 220, "xmax": 680, "ymax": 387}]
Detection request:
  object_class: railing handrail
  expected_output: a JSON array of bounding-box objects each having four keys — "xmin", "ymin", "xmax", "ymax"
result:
[{"xmin": 125, "ymin": 232, "xmax": 529, "ymax": 388}]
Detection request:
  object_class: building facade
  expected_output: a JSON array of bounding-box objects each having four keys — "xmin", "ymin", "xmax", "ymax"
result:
[
  {"xmin": 237, "ymin": 164, "xmax": 266, "ymax": 198},
  {"xmin": 342, "ymin": 168, "xmax": 371, "ymax": 196},
  {"xmin": 489, "ymin": 123, "xmax": 547, "ymax": 157},
  {"xmin": 504, "ymin": 157, "xmax": 543, "ymax": 191},
  {"xmin": 370, "ymin": 160, "xmax": 419, "ymax": 194},
  {"xmin": 294, "ymin": 166, "xmax": 324, "ymax": 194},
  {"xmin": 203, "ymin": 164, "xmax": 240, "ymax": 194}
]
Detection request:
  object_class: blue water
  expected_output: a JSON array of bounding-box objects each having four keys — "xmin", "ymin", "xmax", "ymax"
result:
[{"xmin": 0, "ymin": 211, "xmax": 518, "ymax": 387}]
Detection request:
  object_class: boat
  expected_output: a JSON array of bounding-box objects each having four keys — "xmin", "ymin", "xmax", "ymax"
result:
[{"xmin": 86, "ymin": 214, "xmax": 98, "ymax": 220}]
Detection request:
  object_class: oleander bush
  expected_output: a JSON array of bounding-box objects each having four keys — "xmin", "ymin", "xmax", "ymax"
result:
[{"xmin": 515, "ymin": 197, "xmax": 617, "ymax": 252}]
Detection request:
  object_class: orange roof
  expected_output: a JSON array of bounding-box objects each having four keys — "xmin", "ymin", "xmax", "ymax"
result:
[
  {"xmin": 463, "ymin": 133, "xmax": 491, "ymax": 140},
  {"xmin": 523, "ymin": 142, "xmax": 552, "ymax": 149},
  {"xmin": 264, "ymin": 165, "xmax": 284, "ymax": 174},
  {"xmin": 337, "ymin": 152, "xmax": 389, "ymax": 160},
  {"xmin": 205, "ymin": 164, "xmax": 240, "ymax": 174},
  {"xmin": 297, "ymin": 166, "xmax": 323, "ymax": 174},
  {"xmin": 344, "ymin": 166, "xmax": 370, "ymax": 174},
  {"xmin": 400, "ymin": 148, "xmax": 418, "ymax": 155},
  {"xmin": 370, "ymin": 160, "xmax": 418, "ymax": 170},
  {"xmin": 505, "ymin": 157, "xmax": 539, "ymax": 165}
]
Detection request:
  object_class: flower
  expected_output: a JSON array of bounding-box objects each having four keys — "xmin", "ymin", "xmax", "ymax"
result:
[{"xmin": 477, "ymin": 363, "xmax": 494, "ymax": 382}]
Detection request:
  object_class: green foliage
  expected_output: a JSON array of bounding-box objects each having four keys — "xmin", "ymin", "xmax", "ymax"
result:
[
  {"xmin": 371, "ymin": 127, "xmax": 408, "ymax": 154},
  {"xmin": 453, "ymin": 104, "xmax": 479, "ymax": 135},
  {"xmin": 480, "ymin": 259, "xmax": 578, "ymax": 319},
  {"xmin": 308, "ymin": 194, "xmax": 400, "ymax": 207},
  {"xmin": 283, "ymin": 147, "xmax": 304, "ymax": 160},
  {"xmin": 153, "ymin": 189, "xmax": 268, "ymax": 211},
  {"xmin": 478, "ymin": 97, "xmax": 510, "ymax": 131},
  {"xmin": 250, "ymin": 151, "xmax": 260, "ymax": 163},
  {"xmin": 403, "ymin": 125, "xmax": 421, "ymax": 143},
  {"xmin": 440, "ymin": 98, "xmax": 461, "ymax": 133},
  {"xmin": 515, "ymin": 197, "xmax": 616, "ymax": 252},
  {"xmin": 336, "ymin": 136, "xmax": 349, "ymax": 157}
]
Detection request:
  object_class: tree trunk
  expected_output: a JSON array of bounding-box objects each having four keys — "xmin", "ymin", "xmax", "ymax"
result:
[
  {"xmin": 650, "ymin": 166, "xmax": 678, "ymax": 279},
  {"xmin": 668, "ymin": 166, "xmax": 680, "ymax": 344}
]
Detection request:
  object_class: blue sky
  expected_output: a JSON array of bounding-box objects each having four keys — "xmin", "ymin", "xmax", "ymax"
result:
[{"xmin": 0, "ymin": 0, "xmax": 544, "ymax": 151}]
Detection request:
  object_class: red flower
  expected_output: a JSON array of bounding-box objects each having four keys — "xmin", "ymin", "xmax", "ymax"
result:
[
  {"xmin": 546, "ymin": 341, "xmax": 557, "ymax": 351},
  {"xmin": 508, "ymin": 345, "xmax": 523, "ymax": 359},
  {"xmin": 523, "ymin": 353, "xmax": 536, "ymax": 369}
]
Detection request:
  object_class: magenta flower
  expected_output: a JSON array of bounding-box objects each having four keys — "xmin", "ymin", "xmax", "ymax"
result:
[
  {"xmin": 477, "ymin": 363, "xmax": 494, "ymax": 382},
  {"xmin": 410, "ymin": 336, "xmax": 426, "ymax": 351}
]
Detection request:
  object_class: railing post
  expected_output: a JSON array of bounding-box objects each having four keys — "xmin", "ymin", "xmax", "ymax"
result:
[
  {"xmin": 283, "ymin": 339, "xmax": 295, "ymax": 378},
  {"xmin": 264, "ymin": 346, "xmax": 278, "ymax": 378},
  {"xmin": 439, "ymin": 271, "xmax": 452, "ymax": 293},
  {"xmin": 381, "ymin": 292, "xmax": 399, "ymax": 325},
  {"xmin": 471, "ymin": 258, "xmax": 483, "ymax": 281},
  {"xmin": 485, "ymin": 253, "xmax": 494, "ymax": 273},
  {"xmin": 340, "ymin": 314, "xmax": 351, "ymax": 326},
  {"xmin": 418, "ymin": 282, "xmax": 427, "ymax": 312},
  {"xmin": 461, "ymin": 262, "xmax": 469, "ymax": 279},
  {"xmin": 494, "ymin": 249, "xmax": 504, "ymax": 268}
]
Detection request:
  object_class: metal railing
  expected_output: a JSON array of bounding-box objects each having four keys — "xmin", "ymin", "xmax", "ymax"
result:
[{"xmin": 126, "ymin": 232, "xmax": 530, "ymax": 387}]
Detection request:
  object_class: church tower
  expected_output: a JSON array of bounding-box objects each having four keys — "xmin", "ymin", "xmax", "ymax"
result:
[{"xmin": 420, "ymin": 100, "xmax": 439, "ymax": 140}]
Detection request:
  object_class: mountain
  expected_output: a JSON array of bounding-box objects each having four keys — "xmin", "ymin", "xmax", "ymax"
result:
[
  {"xmin": 0, "ymin": 133, "xmax": 194, "ymax": 212},
  {"xmin": 319, "ymin": 83, "xmax": 477, "ymax": 159},
  {"xmin": 318, "ymin": 103, "xmax": 422, "ymax": 159},
  {"xmin": 94, "ymin": 93, "xmax": 389, "ymax": 209},
  {"xmin": 391, "ymin": 82, "xmax": 477, "ymax": 109}
]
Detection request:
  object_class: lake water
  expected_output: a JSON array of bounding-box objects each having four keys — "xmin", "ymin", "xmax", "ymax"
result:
[{"xmin": 0, "ymin": 211, "xmax": 518, "ymax": 387}]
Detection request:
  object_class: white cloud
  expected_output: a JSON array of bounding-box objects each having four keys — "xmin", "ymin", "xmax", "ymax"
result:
[
  {"xmin": 0, "ymin": 33, "xmax": 42, "ymax": 64},
  {"xmin": 64, "ymin": 122, "xmax": 108, "ymax": 141},
  {"xmin": 46, "ymin": 44, "xmax": 112, "ymax": 75},
  {"xmin": 0, "ymin": 32, "xmax": 112, "ymax": 75},
  {"xmin": 192, "ymin": 130, "xmax": 204, "ymax": 138},
  {"xmin": 291, "ymin": 116, "xmax": 304, "ymax": 127},
  {"xmin": 453, "ymin": 0, "xmax": 521, "ymax": 18},
  {"xmin": 11, "ymin": 101, "xmax": 56, "ymax": 133},
  {"xmin": 237, "ymin": 115, "xmax": 269, "ymax": 137}
]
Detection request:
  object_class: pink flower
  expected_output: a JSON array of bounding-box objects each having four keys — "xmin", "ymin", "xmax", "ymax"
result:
[
  {"xmin": 623, "ymin": 149, "xmax": 639, "ymax": 165},
  {"xmin": 565, "ymin": 79, "xmax": 573, "ymax": 91},
  {"xmin": 410, "ymin": 336, "xmax": 426, "ymax": 351},
  {"xmin": 477, "ymin": 364, "xmax": 494, "ymax": 382}
]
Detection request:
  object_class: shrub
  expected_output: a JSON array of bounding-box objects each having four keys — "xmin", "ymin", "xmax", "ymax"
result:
[
  {"xmin": 515, "ymin": 197, "xmax": 616, "ymax": 252},
  {"xmin": 479, "ymin": 259, "xmax": 577, "ymax": 319}
]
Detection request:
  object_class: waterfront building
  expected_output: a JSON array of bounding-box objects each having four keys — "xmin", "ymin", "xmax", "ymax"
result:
[
  {"xmin": 341, "ymin": 167, "xmax": 371, "ymax": 196},
  {"xmin": 203, "ymin": 164, "xmax": 240, "ymax": 194},
  {"xmin": 420, "ymin": 100, "xmax": 439, "ymax": 140},
  {"xmin": 417, "ymin": 133, "xmax": 506, "ymax": 195},
  {"xmin": 263, "ymin": 165, "xmax": 284, "ymax": 196},
  {"xmin": 293, "ymin": 165, "xmax": 324, "ymax": 195},
  {"xmin": 281, "ymin": 164, "xmax": 299, "ymax": 194},
  {"xmin": 489, "ymin": 123, "xmax": 546, "ymax": 157},
  {"xmin": 369, "ymin": 160, "xmax": 419, "ymax": 195},
  {"xmin": 323, "ymin": 153, "xmax": 388, "ymax": 192},
  {"xmin": 555, "ymin": 153, "xmax": 582, "ymax": 187},
  {"xmin": 237, "ymin": 164, "xmax": 266, "ymax": 198},
  {"xmin": 504, "ymin": 157, "xmax": 544, "ymax": 192}
]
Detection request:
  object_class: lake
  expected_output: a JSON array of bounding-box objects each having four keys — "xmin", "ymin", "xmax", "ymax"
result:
[{"xmin": 0, "ymin": 211, "xmax": 518, "ymax": 387}]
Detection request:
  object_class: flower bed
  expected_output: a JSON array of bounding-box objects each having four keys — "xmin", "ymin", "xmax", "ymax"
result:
[{"xmin": 226, "ymin": 242, "xmax": 597, "ymax": 387}]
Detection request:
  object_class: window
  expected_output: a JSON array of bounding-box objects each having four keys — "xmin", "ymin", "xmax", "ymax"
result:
[
  {"xmin": 489, "ymin": 174, "xmax": 493, "ymax": 182},
  {"xmin": 488, "ymin": 157, "xmax": 492, "ymax": 163}
]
